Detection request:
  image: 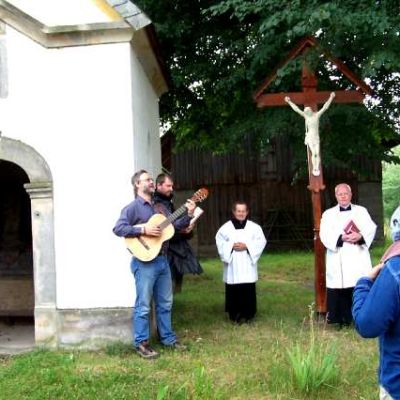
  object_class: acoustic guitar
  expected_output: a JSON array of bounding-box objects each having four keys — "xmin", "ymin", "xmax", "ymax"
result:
[{"xmin": 125, "ymin": 188, "xmax": 209, "ymax": 262}]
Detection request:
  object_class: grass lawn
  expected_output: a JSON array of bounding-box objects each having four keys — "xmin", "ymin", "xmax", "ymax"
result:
[{"xmin": 0, "ymin": 246, "xmax": 386, "ymax": 399}]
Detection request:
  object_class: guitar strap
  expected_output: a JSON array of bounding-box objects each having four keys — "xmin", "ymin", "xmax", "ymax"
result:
[{"xmin": 154, "ymin": 202, "xmax": 168, "ymax": 216}]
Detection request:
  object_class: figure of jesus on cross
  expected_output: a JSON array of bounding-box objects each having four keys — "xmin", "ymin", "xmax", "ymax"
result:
[{"xmin": 285, "ymin": 92, "xmax": 335, "ymax": 176}]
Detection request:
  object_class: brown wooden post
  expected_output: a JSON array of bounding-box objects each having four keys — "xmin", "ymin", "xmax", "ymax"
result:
[
  {"xmin": 302, "ymin": 65, "xmax": 326, "ymax": 314},
  {"xmin": 311, "ymin": 190, "xmax": 326, "ymax": 313}
]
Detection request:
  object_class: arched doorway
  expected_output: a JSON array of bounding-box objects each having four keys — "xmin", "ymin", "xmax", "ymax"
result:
[
  {"xmin": 0, "ymin": 160, "xmax": 33, "ymax": 315},
  {"xmin": 0, "ymin": 160, "xmax": 35, "ymax": 352},
  {"xmin": 0, "ymin": 137, "xmax": 56, "ymax": 350}
]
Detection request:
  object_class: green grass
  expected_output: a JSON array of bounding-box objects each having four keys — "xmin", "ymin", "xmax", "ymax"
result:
[{"xmin": 0, "ymin": 247, "xmax": 386, "ymax": 399}]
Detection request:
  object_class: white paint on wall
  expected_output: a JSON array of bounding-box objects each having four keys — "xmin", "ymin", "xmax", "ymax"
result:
[
  {"xmin": 130, "ymin": 47, "xmax": 162, "ymax": 177},
  {"xmin": 0, "ymin": 25, "xmax": 162, "ymax": 308}
]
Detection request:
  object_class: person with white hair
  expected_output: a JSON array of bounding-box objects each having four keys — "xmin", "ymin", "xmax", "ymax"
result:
[
  {"xmin": 320, "ymin": 183, "xmax": 377, "ymax": 327},
  {"xmin": 352, "ymin": 206, "xmax": 400, "ymax": 400}
]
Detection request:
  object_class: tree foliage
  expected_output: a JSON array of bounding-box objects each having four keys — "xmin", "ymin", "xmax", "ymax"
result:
[
  {"xmin": 135, "ymin": 0, "xmax": 400, "ymax": 173},
  {"xmin": 383, "ymin": 145, "xmax": 400, "ymax": 220}
]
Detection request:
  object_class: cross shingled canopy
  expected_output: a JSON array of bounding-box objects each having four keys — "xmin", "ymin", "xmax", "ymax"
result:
[{"xmin": 253, "ymin": 36, "xmax": 373, "ymax": 108}]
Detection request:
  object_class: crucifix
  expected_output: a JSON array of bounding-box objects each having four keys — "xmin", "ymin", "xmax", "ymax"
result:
[
  {"xmin": 284, "ymin": 91, "xmax": 335, "ymax": 177},
  {"xmin": 253, "ymin": 37, "xmax": 373, "ymax": 314}
]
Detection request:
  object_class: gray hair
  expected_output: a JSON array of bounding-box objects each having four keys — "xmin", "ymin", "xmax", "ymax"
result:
[
  {"xmin": 131, "ymin": 169, "xmax": 148, "ymax": 195},
  {"xmin": 334, "ymin": 183, "xmax": 352, "ymax": 194}
]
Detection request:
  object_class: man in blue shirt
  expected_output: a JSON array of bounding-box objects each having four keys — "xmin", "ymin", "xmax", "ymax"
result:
[
  {"xmin": 113, "ymin": 169, "xmax": 196, "ymax": 358},
  {"xmin": 352, "ymin": 206, "xmax": 400, "ymax": 399}
]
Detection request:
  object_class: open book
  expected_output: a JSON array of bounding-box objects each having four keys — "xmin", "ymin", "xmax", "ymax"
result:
[
  {"xmin": 344, "ymin": 220, "xmax": 360, "ymax": 234},
  {"xmin": 190, "ymin": 206, "xmax": 204, "ymax": 226}
]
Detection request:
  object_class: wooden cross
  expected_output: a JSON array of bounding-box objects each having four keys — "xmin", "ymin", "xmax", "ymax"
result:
[{"xmin": 254, "ymin": 37, "xmax": 373, "ymax": 314}]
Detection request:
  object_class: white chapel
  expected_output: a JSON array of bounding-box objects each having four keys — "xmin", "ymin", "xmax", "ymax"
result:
[{"xmin": 0, "ymin": 0, "xmax": 168, "ymax": 348}]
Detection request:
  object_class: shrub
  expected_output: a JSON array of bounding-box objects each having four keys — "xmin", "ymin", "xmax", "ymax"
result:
[{"xmin": 287, "ymin": 303, "xmax": 339, "ymax": 394}]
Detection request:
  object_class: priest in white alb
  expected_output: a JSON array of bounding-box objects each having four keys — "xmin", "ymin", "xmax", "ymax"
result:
[
  {"xmin": 215, "ymin": 201, "xmax": 267, "ymax": 323},
  {"xmin": 320, "ymin": 183, "xmax": 377, "ymax": 327}
]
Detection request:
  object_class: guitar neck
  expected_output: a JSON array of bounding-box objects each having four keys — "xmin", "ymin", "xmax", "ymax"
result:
[{"xmin": 158, "ymin": 204, "xmax": 187, "ymax": 230}]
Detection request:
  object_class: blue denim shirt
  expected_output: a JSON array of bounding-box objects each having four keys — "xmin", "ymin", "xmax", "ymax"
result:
[
  {"xmin": 352, "ymin": 255, "xmax": 400, "ymax": 399},
  {"xmin": 113, "ymin": 195, "xmax": 191, "ymax": 238}
]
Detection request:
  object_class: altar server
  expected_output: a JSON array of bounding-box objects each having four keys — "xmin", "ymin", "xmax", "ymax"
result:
[{"xmin": 215, "ymin": 201, "xmax": 267, "ymax": 323}]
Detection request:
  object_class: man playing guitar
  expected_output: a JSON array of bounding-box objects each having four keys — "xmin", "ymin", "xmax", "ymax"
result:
[{"xmin": 113, "ymin": 169, "xmax": 196, "ymax": 359}]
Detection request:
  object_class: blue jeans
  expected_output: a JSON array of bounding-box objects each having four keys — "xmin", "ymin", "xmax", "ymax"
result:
[{"xmin": 131, "ymin": 255, "xmax": 176, "ymax": 347}]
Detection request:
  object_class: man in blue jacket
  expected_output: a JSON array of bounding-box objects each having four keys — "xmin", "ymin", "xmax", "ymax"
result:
[{"xmin": 352, "ymin": 206, "xmax": 400, "ymax": 399}]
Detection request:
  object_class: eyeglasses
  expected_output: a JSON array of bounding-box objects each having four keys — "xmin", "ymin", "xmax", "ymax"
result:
[{"xmin": 139, "ymin": 178, "xmax": 154, "ymax": 182}]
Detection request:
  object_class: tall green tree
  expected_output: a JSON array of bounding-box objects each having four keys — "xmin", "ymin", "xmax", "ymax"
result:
[{"xmin": 136, "ymin": 0, "xmax": 400, "ymax": 173}]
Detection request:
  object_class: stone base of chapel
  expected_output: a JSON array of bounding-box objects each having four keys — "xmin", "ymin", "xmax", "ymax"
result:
[{"xmin": 34, "ymin": 306, "xmax": 133, "ymax": 349}]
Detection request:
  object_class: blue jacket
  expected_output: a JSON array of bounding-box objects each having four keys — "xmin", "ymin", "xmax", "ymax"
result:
[{"xmin": 352, "ymin": 255, "xmax": 400, "ymax": 399}]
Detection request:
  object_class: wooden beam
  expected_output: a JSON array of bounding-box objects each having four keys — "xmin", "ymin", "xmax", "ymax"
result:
[
  {"xmin": 253, "ymin": 37, "xmax": 316, "ymax": 101},
  {"xmin": 253, "ymin": 35, "xmax": 374, "ymax": 101},
  {"xmin": 256, "ymin": 90, "xmax": 364, "ymax": 107},
  {"xmin": 320, "ymin": 52, "xmax": 374, "ymax": 96}
]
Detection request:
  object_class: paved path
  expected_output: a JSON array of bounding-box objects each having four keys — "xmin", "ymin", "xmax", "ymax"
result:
[{"xmin": 0, "ymin": 321, "xmax": 35, "ymax": 356}]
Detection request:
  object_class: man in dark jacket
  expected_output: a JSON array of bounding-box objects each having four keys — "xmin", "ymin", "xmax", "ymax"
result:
[{"xmin": 154, "ymin": 173, "xmax": 203, "ymax": 292}]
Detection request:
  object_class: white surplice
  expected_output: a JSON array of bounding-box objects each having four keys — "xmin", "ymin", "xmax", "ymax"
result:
[
  {"xmin": 320, "ymin": 204, "xmax": 377, "ymax": 288},
  {"xmin": 215, "ymin": 220, "xmax": 267, "ymax": 284}
]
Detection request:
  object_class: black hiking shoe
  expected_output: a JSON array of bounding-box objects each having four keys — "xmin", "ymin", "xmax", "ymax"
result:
[{"xmin": 135, "ymin": 341, "xmax": 159, "ymax": 359}]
